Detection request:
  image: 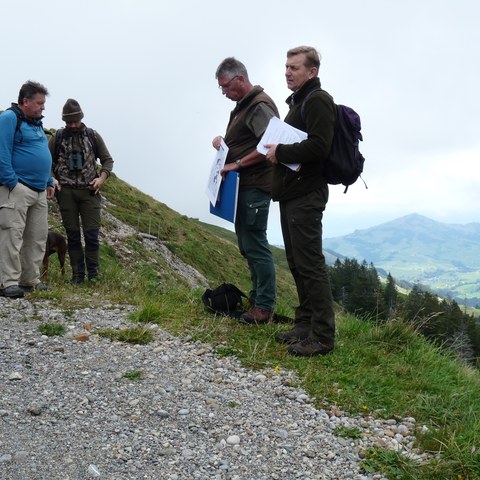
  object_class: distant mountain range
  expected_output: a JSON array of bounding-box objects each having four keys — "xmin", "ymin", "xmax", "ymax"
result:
[{"xmin": 323, "ymin": 213, "xmax": 480, "ymax": 306}]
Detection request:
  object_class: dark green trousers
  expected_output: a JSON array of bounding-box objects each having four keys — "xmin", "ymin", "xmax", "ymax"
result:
[
  {"xmin": 280, "ymin": 188, "xmax": 335, "ymax": 346},
  {"xmin": 57, "ymin": 188, "xmax": 101, "ymax": 280},
  {"xmin": 235, "ymin": 188, "xmax": 276, "ymax": 312}
]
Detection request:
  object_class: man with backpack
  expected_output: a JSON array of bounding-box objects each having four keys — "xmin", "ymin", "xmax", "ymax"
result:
[
  {"xmin": 49, "ymin": 99, "xmax": 114, "ymax": 284},
  {"xmin": 264, "ymin": 46, "xmax": 336, "ymax": 356},
  {"xmin": 0, "ymin": 81, "xmax": 55, "ymax": 298},
  {"xmin": 212, "ymin": 57, "xmax": 278, "ymax": 324}
]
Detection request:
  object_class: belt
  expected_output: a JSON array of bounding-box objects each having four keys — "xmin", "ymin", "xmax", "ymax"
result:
[
  {"xmin": 18, "ymin": 179, "xmax": 45, "ymax": 193},
  {"xmin": 60, "ymin": 185, "xmax": 91, "ymax": 190}
]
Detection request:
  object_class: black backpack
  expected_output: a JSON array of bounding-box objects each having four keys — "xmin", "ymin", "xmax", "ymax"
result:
[
  {"xmin": 301, "ymin": 89, "xmax": 366, "ymax": 193},
  {"xmin": 202, "ymin": 283, "xmax": 247, "ymax": 316},
  {"xmin": 202, "ymin": 283, "xmax": 294, "ymax": 323}
]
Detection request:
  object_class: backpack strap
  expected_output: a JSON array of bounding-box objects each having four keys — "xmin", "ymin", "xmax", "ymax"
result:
[
  {"xmin": 300, "ymin": 88, "xmax": 323, "ymax": 122},
  {"xmin": 225, "ymin": 283, "xmax": 247, "ymax": 300},
  {"xmin": 54, "ymin": 128, "xmax": 65, "ymax": 161},
  {"xmin": 201, "ymin": 288, "xmax": 215, "ymax": 311},
  {"xmin": 85, "ymin": 127, "xmax": 99, "ymax": 158},
  {"xmin": 6, "ymin": 107, "xmax": 25, "ymax": 144}
]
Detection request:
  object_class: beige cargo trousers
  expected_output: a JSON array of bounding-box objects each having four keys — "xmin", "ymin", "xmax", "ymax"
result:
[{"xmin": 0, "ymin": 183, "xmax": 48, "ymax": 288}]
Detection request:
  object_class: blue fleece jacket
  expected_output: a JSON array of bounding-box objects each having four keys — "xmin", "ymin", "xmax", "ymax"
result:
[{"xmin": 0, "ymin": 107, "xmax": 53, "ymax": 190}]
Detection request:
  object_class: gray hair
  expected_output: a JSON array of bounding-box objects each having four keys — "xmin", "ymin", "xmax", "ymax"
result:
[{"xmin": 215, "ymin": 57, "xmax": 249, "ymax": 80}]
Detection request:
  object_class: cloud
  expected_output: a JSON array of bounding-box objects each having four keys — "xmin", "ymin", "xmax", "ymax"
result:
[{"xmin": 1, "ymin": 0, "xmax": 479, "ymax": 245}]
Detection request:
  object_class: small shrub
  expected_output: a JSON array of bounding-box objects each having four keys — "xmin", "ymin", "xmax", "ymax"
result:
[{"xmin": 38, "ymin": 322, "xmax": 66, "ymax": 337}]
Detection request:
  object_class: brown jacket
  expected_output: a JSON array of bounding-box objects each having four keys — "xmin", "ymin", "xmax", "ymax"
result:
[{"xmin": 224, "ymin": 86, "xmax": 278, "ymax": 193}]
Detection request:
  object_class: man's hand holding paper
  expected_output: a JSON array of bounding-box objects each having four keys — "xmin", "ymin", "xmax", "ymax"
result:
[{"xmin": 257, "ymin": 117, "xmax": 306, "ymax": 171}]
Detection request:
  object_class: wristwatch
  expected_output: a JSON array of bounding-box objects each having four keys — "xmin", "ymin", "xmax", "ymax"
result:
[{"xmin": 235, "ymin": 159, "xmax": 242, "ymax": 168}]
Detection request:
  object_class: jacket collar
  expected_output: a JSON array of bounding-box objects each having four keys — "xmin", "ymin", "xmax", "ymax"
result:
[
  {"xmin": 235, "ymin": 85, "xmax": 264, "ymax": 110},
  {"xmin": 10, "ymin": 103, "xmax": 44, "ymax": 126},
  {"xmin": 63, "ymin": 123, "xmax": 87, "ymax": 137},
  {"xmin": 286, "ymin": 77, "xmax": 321, "ymax": 108}
]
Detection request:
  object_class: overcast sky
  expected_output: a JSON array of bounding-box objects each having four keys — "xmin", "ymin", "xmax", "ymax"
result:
[{"xmin": 2, "ymin": 0, "xmax": 479, "ymax": 245}]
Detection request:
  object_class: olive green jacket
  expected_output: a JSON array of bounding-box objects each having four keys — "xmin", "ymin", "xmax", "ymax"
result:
[{"xmin": 272, "ymin": 78, "xmax": 336, "ymax": 202}]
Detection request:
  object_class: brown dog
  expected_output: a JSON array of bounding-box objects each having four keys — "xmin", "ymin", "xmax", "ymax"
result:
[{"xmin": 42, "ymin": 230, "xmax": 67, "ymax": 281}]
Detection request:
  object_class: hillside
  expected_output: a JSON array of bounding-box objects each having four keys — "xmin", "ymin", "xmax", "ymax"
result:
[
  {"xmin": 24, "ymin": 174, "xmax": 480, "ymax": 479},
  {"xmin": 95, "ymin": 174, "xmax": 298, "ymax": 309},
  {"xmin": 323, "ymin": 213, "xmax": 480, "ymax": 306}
]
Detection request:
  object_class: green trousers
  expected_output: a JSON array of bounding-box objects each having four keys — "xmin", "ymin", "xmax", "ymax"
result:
[{"xmin": 235, "ymin": 188, "xmax": 276, "ymax": 312}]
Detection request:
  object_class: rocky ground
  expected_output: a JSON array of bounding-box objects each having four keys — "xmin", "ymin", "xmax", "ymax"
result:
[{"xmin": 0, "ymin": 295, "xmax": 427, "ymax": 480}]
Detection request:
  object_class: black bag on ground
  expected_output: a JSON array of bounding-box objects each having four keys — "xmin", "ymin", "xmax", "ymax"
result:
[
  {"xmin": 202, "ymin": 283, "xmax": 247, "ymax": 315},
  {"xmin": 202, "ymin": 283, "xmax": 295, "ymax": 323}
]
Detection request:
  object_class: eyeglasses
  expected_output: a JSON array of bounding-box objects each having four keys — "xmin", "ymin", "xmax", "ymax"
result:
[{"xmin": 218, "ymin": 76, "xmax": 239, "ymax": 90}]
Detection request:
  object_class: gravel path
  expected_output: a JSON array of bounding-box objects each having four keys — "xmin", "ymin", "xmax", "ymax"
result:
[{"xmin": 1, "ymin": 296, "xmax": 420, "ymax": 480}]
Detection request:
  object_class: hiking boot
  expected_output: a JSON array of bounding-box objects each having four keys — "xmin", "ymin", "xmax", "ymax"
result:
[
  {"xmin": 272, "ymin": 313, "xmax": 295, "ymax": 324},
  {"xmin": 287, "ymin": 338, "xmax": 334, "ymax": 357},
  {"xmin": 1, "ymin": 285, "xmax": 25, "ymax": 299},
  {"xmin": 275, "ymin": 328, "xmax": 310, "ymax": 345},
  {"xmin": 70, "ymin": 276, "xmax": 85, "ymax": 286},
  {"xmin": 20, "ymin": 282, "xmax": 49, "ymax": 293},
  {"xmin": 239, "ymin": 307, "xmax": 273, "ymax": 325}
]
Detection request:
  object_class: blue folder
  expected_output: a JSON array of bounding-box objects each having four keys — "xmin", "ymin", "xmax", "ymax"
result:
[{"xmin": 210, "ymin": 171, "xmax": 239, "ymax": 223}]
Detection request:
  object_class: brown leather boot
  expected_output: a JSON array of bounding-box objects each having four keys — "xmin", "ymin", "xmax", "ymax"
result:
[
  {"xmin": 275, "ymin": 327, "xmax": 310, "ymax": 345},
  {"xmin": 239, "ymin": 307, "xmax": 273, "ymax": 325}
]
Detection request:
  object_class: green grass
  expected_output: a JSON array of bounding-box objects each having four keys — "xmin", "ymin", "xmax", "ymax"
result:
[
  {"xmin": 95, "ymin": 326, "xmax": 154, "ymax": 345},
  {"xmin": 41, "ymin": 174, "xmax": 480, "ymax": 480},
  {"xmin": 128, "ymin": 302, "xmax": 164, "ymax": 323},
  {"xmin": 38, "ymin": 322, "xmax": 66, "ymax": 337},
  {"xmin": 123, "ymin": 370, "xmax": 143, "ymax": 380},
  {"xmin": 334, "ymin": 426, "xmax": 363, "ymax": 439}
]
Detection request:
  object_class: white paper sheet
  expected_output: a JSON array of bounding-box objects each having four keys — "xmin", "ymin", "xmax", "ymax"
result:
[
  {"xmin": 206, "ymin": 139, "xmax": 229, "ymax": 206},
  {"xmin": 256, "ymin": 117, "xmax": 306, "ymax": 171}
]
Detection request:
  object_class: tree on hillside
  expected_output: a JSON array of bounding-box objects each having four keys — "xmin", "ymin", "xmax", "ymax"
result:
[
  {"xmin": 384, "ymin": 273, "xmax": 398, "ymax": 319},
  {"xmin": 329, "ymin": 258, "xmax": 386, "ymax": 320},
  {"xmin": 402, "ymin": 286, "xmax": 480, "ymax": 365},
  {"xmin": 446, "ymin": 327, "xmax": 476, "ymax": 365}
]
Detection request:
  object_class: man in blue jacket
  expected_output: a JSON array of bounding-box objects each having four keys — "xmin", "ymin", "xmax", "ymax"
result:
[{"xmin": 0, "ymin": 81, "xmax": 55, "ymax": 298}]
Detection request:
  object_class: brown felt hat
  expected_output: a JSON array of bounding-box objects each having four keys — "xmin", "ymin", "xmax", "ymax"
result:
[{"xmin": 62, "ymin": 98, "xmax": 84, "ymax": 122}]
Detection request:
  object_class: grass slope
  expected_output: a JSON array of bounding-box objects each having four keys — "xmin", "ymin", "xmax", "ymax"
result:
[{"xmin": 40, "ymin": 176, "xmax": 480, "ymax": 479}]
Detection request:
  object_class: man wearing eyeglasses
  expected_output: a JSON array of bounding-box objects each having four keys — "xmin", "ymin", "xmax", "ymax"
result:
[{"xmin": 212, "ymin": 57, "xmax": 278, "ymax": 324}]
